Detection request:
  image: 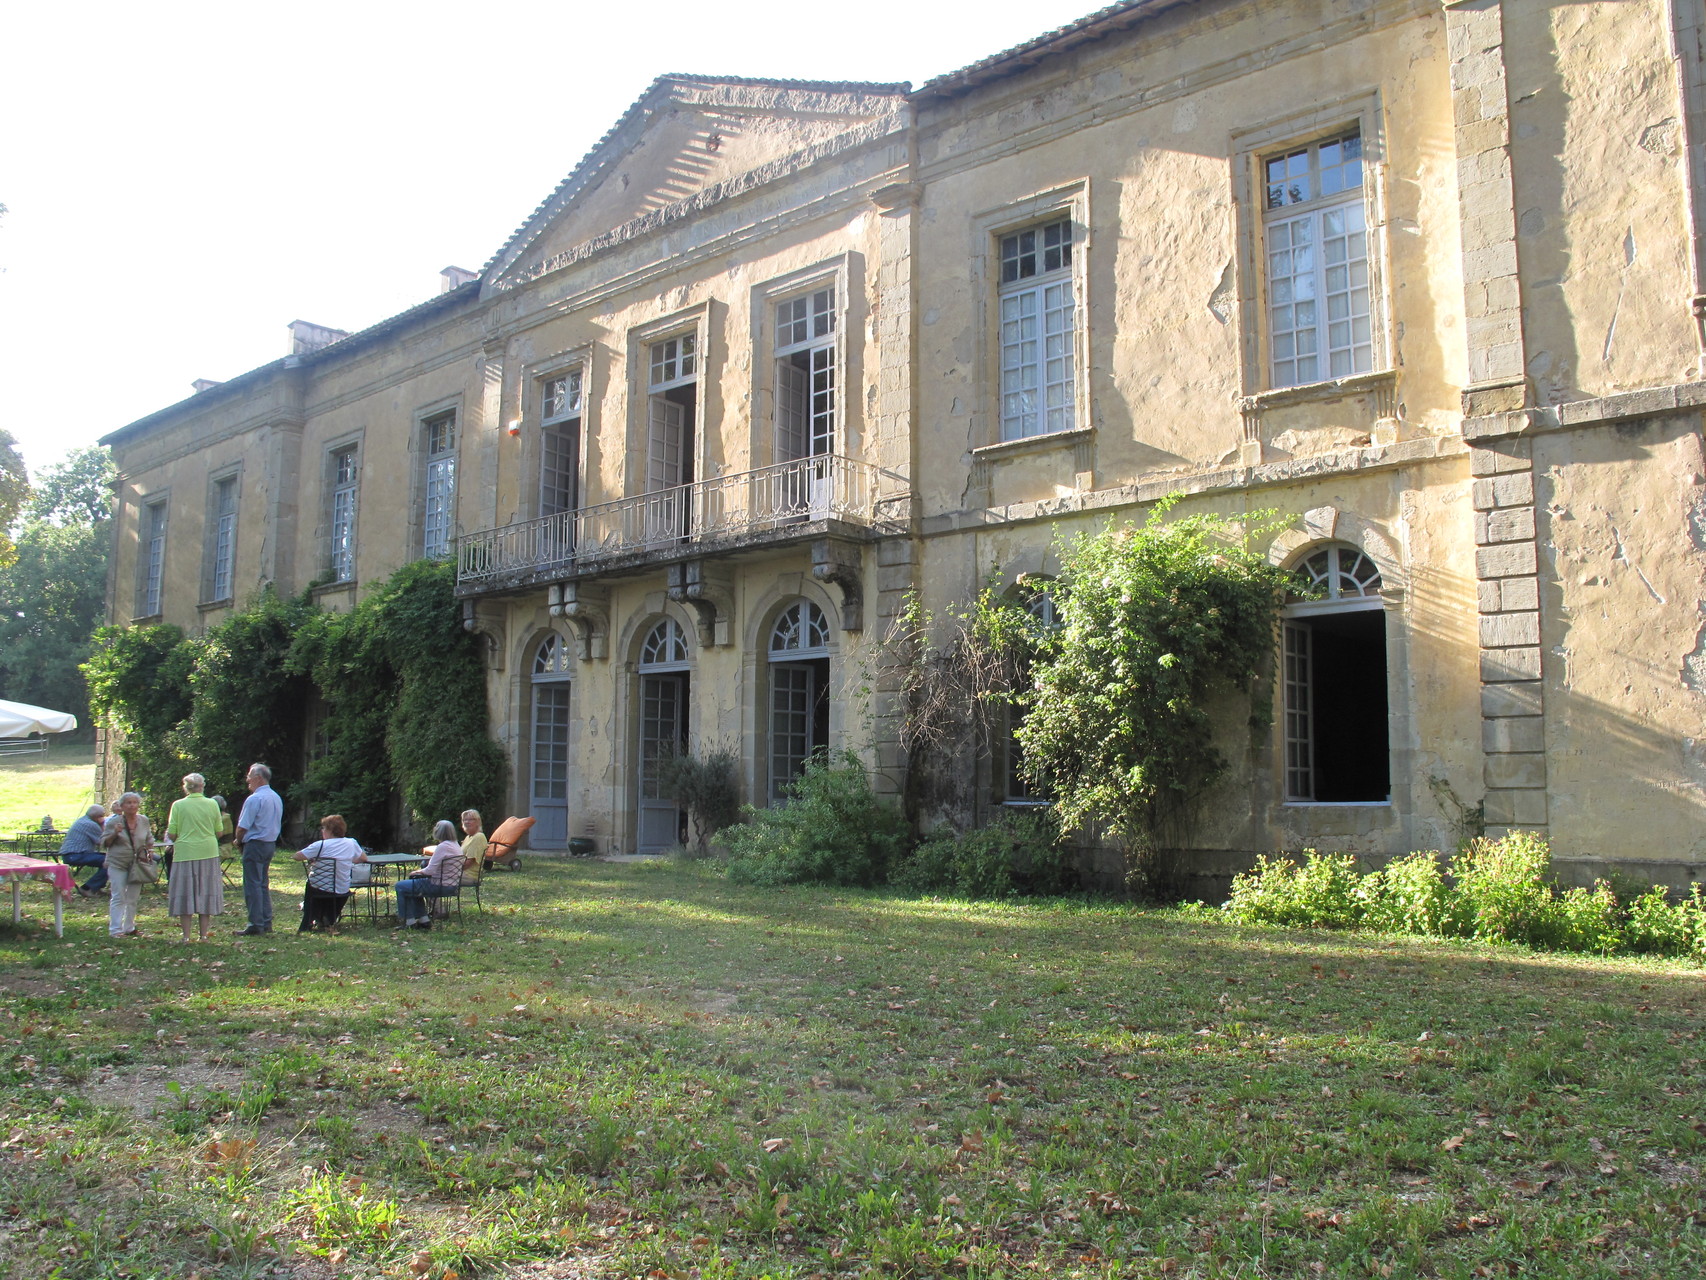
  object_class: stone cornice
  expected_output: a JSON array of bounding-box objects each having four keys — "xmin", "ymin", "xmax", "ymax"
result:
[
  {"xmin": 915, "ymin": 0, "xmax": 1433, "ymax": 186},
  {"xmin": 922, "ymin": 432, "xmax": 1466, "ymax": 537},
  {"xmin": 1463, "ymin": 381, "xmax": 1706, "ymax": 441}
]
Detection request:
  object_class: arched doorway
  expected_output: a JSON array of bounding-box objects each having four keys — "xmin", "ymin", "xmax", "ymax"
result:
[
  {"xmin": 529, "ymin": 632, "xmax": 574, "ymax": 848},
  {"xmin": 767, "ymin": 600, "xmax": 830, "ymax": 804},
  {"xmin": 636, "ymin": 618, "xmax": 690, "ymax": 851},
  {"xmin": 1282, "ymin": 543, "xmax": 1390, "ymax": 803}
]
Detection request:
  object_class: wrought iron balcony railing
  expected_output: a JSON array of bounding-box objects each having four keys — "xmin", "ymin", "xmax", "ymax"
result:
[{"xmin": 457, "ymin": 453, "xmax": 898, "ymax": 590}]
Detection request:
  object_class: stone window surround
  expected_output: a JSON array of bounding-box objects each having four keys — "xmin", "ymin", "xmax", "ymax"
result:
[
  {"xmin": 1230, "ymin": 91, "xmax": 1392, "ymax": 402},
  {"xmin": 966, "ymin": 180, "xmax": 1091, "ymax": 455},
  {"xmin": 198, "ymin": 463, "xmax": 244, "ymax": 609},
  {"xmin": 1266, "ymin": 508, "xmax": 1412, "ymax": 823},
  {"xmin": 750, "ymin": 255, "xmax": 855, "ymax": 471},
  {"xmin": 625, "ymin": 304, "xmax": 712, "ymax": 501},
  {"xmin": 132, "ymin": 488, "xmax": 171, "ymax": 623},
  {"xmin": 522, "ymin": 344, "xmax": 595, "ymax": 521},
  {"xmin": 315, "ymin": 429, "xmax": 364, "ymax": 591},
  {"xmin": 409, "ymin": 395, "xmax": 463, "ymax": 561}
]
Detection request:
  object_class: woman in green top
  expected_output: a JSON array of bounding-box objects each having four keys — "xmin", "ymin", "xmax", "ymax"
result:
[{"xmin": 165, "ymin": 772, "xmax": 226, "ymax": 943}]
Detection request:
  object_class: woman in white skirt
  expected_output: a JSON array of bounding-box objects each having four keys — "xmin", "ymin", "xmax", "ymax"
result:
[{"xmin": 99, "ymin": 792, "xmax": 157, "ymax": 938}]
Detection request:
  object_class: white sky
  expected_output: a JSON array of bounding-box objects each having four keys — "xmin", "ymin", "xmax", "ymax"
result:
[{"xmin": 0, "ymin": 0, "xmax": 1107, "ymax": 477}]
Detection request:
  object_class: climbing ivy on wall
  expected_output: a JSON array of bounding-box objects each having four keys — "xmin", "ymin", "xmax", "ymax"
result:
[
  {"xmin": 85, "ymin": 559, "xmax": 506, "ymax": 845},
  {"xmin": 1017, "ymin": 500, "xmax": 1294, "ymax": 896}
]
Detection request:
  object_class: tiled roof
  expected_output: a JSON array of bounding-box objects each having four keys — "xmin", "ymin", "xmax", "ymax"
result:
[
  {"xmin": 913, "ymin": 0, "xmax": 1192, "ymax": 100},
  {"xmin": 101, "ymin": 280, "xmax": 482, "ymax": 446}
]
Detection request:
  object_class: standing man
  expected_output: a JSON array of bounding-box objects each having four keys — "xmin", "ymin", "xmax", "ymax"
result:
[
  {"xmin": 233, "ymin": 763, "xmax": 283, "ymax": 936},
  {"xmin": 59, "ymin": 804, "xmax": 109, "ymax": 896}
]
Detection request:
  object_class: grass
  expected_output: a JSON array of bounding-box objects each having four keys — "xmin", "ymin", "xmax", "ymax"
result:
[
  {"xmin": 0, "ymin": 741, "xmax": 99, "ymax": 834},
  {"xmin": 0, "ymin": 858, "xmax": 1702, "ymax": 1279}
]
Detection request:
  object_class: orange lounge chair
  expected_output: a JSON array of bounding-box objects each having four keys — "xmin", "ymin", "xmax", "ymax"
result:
[{"xmin": 483, "ymin": 815, "xmax": 536, "ymax": 871}]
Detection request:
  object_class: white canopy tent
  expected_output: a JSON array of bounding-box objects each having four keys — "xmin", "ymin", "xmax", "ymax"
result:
[{"xmin": 0, "ymin": 700, "xmax": 79, "ymax": 738}]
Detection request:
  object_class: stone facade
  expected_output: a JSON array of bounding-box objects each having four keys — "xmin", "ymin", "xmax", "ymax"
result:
[{"xmin": 101, "ymin": 1, "xmax": 1706, "ymax": 884}]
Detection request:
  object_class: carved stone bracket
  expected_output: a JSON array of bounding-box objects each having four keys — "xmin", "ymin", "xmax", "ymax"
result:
[
  {"xmin": 548, "ymin": 582, "xmax": 609, "ymax": 661},
  {"xmin": 666, "ymin": 561, "xmax": 733, "ymax": 648},
  {"xmin": 812, "ymin": 538, "xmax": 864, "ymax": 632},
  {"xmin": 460, "ymin": 600, "xmax": 507, "ymax": 671}
]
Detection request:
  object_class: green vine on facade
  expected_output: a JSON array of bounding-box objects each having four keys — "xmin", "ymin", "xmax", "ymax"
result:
[
  {"xmin": 85, "ymin": 559, "xmax": 506, "ymax": 845},
  {"xmin": 1018, "ymin": 500, "xmax": 1293, "ymax": 894}
]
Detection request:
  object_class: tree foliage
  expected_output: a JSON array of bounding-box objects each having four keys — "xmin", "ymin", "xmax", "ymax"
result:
[
  {"xmin": 1017, "ymin": 501, "xmax": 1292, "ymax": 893},
  {"xmin": 0, "ymin": 446, "xmax": 116, "ymax": 734},
  {"xmin": 0, "ymin": 427, "xmax": 28, "ymax": 568},
  {"xmin": 85, "ymin": 559, "xmax": 505, "ymax": 845}
]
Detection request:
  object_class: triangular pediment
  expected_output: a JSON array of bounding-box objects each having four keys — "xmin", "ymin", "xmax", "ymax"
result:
[{"xmin": 487, "ymin": 77, "xmax": 908, "ymax": 288}]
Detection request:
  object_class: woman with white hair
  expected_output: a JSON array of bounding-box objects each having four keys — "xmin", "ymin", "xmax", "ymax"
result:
[
  {"xmin": 99, "ymin": 792, "xmax": 157, "ymax": 938},
  {"xmin": 164, "ymin": 773, "xmax": 225, "ymax": 943},
  {"xmin": 394, "ymin": 819, "xmax": 464, "ymax": 930}
]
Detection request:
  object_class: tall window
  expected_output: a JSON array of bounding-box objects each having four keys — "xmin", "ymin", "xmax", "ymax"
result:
[
  {"xmin": 329, "ymin": 447, "xmax": 358, "ymax": 583},
  {"xmin": 999, "ymin": 218, "xmax": 1076, "ymax": 440},
  {"xmin": 1264, "ymin": 132, "xmax": 1370, "ymax": 388},
  {"xmin": 530, "ymin": 633, "xmax": 574, "ymax": 848},
  {"xmin": 540, "ymin": 369, "xmax": 583, "ymax": 518},
  {"xmin": 768, "ymin": 600, "xmax": 830, "ymax": 803},
  {"xmin": 646, "ymin": 336, "xmax": 697, "ymax": 542},
  {"xmin": 776, "ymin": 287, "xmax": 836, "ymax": 462},
  {"xmin": 208, "ymin": 476, "xmax": 237, "ymax": 602},
  {"xmin": 139, "ymin": 500, "xmax": 167, "ymax": 617},
  {"xmin": 637, "ymin": 618, "xmax": 691, "ymax": 851},
  {"xmin": 422, "ymin": 411, "xmax": 457, "ymax": 559},
  {"xmin": 1283, "ymin": 543, "xmax": 1388, "ymax": 803}
]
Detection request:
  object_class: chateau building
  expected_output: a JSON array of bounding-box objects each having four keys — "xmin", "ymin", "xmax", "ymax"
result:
[{"xmin": 102, "ymin": 0, "xmax": 1706, "ymax": 884}]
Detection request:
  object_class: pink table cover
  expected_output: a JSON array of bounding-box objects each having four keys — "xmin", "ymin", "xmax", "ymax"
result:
[{"xmin": 0, "ymin": 853, "xmax": 76, "ymax": 899}]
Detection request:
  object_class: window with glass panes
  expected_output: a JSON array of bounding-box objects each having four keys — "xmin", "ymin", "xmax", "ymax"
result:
[
  {"xmin": 140, "ymin": 500, "xmax": 167, "ymax": 617},
  {"xmin": 541, "ymin": 369, "xmax": 582, "ymax": 517},
  {"xmin": 998, "ymin": 219, "xmax": 1076, "ymax": 441},
  {"xmin": 422, "ymin": 411, "xmax": 457, "ymax": 559},
  {"xmin": 1263, "ymin": 132, "xmax": 1370, "ymax": 388},
  {"xmin": 209, "ymin": 476, "xmax": 237, "ymax": 601},
  {"xmin": 775, "ymin": 287, "xmax": 836, "ymax": 461},
  {"xmin": 330, "ymin": 447, "xmax": 358, "ymax": 582}
]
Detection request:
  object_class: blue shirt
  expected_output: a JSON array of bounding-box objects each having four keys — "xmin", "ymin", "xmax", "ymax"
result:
[
  {"xmin": 237, "ymin": 784, "xmax": 283, "ymax": 843},
  {"xmin": 57, "ymin": 815, "xmax": 105, "ymax": 856}
]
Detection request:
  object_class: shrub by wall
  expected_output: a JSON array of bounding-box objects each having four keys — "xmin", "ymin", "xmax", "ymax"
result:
[
  {"xmin": 723, "ymin": 754, "xmax": 909, "ymax": 888},
  {"xmin": 85, "ymin": 559, "xmax": 505, "ymax": 845}
]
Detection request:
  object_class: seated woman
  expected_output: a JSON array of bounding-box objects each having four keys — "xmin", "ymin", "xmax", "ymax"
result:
[
  {"xmin": 394, "ymin": 820, "xmax": 464, "ymax": 930},
  {"xmin": 294, "ymin": 814, "xmax": 367, "ymax": 933}
]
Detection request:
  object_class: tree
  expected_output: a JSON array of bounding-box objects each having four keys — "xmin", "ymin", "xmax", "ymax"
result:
[
  {"xmin": 0, "ymin": 446, "xmax": 116, "ymax": 735},
  {"xmin": 1017, "ymin": 502, "xmax": 1293, "ymax": 896},
  {"xmin": 0, "ymin": 427, "xmax": 28, "ymax": 568}
]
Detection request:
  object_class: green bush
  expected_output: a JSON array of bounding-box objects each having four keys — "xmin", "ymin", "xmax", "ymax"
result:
[
  {"xmin": 1624, "ymin": 885, "xmax": 1706, "ymax": 958},
  {"xmin": 722, "ymin": 754, "xmax": 909, "ymax": 887},
  {"xmin": 1362, "ymin": 850, "xmax": 1451, "ymax": 936},
  {"xmin": 891, "ymin": 809, "xmax": 1075, "ymax": 899},
  {"xmin": 1544, "ymin": 880, "xmax": 1624, "ymax": 954},
  {"xmin": 1447, "ymin": 831, "xmax": 1555, "ymax": 945},
  {"xmin": 1225, "ymin": 851, "xmax": 1364, "ymax": 929},
  {"xmin": 655, "ymin": 745, "xmax": 743, "ymax": 857}
]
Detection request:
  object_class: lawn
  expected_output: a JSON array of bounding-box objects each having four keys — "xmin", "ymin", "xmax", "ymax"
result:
[
  {"xmin": 0, "ymin": 741, "xmax": 99, "ymax": 835},
  {"xmin": 0, "ymin": 858, "xmax": 1701, "ymax": 1279}
]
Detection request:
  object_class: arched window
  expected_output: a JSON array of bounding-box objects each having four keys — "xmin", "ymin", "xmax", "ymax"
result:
[
  {"xmin": 639, "ymin": 618, "xmax": 689, "ymax": 669},
  {"xmin": 1282, "ymin": 542, "xmax": 1389, "ymax": 803},
  {"xmin": 636, "ymin": 619, "xmax": 690, "ymax": 851},
  {"xmin": 767, "ymin": 601, "xmax": 830, "ymax": 803},
  {"xmin": 529, "ymin": 633, "xmax": 573, "ymax": 847}
]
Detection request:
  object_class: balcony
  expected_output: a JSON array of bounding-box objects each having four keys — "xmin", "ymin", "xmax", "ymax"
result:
[{"xmin": 456, "ymin": 454, "xmax": 906, "ymax": 596}]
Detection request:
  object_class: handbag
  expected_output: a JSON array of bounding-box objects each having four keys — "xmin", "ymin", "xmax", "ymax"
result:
[{"xmin": 130, "ymin": 855, "xmax": 160, "ymax": 885}]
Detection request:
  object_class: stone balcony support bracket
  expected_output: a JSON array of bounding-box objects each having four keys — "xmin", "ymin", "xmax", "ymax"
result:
[
  {"xmin": 548, "ymin": 582, "xmax": 610, "ymax": 661},
  {"xmin": 812, "ymin": 537, "xmax": 865, "ymax": 632},
  {"xmin": 460, "ymin": 600, "xmax": 507, "ymax": 671},
  {"xmin": 666, "ymin": 561, "xmax": 734, "ymax": 648}
]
